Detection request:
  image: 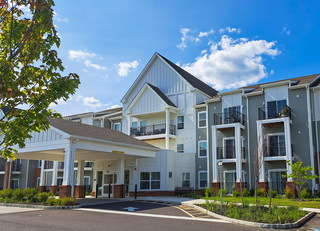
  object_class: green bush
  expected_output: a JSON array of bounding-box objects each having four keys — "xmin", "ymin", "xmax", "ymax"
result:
[
  {"xmin": 201, "ymin": 188, "xmax": 206, "ymax": 197},
  {"xmin": 300, "ymin": 189, "xmax": 311, "ymax": 199},
  {"xmin": 0, "ymin": 188, "xmax": 13, "ymax": 202},
  {"xmin": 256, "ymin": 188, "xmax": 266, "ymax": 197},
  {"xmin": 12, "ymin": 188, "xmax": 25, "ymax": 202},
  {"xmin": 217, "ymin": 189, "xmax": 227, "ymax": 197},
  {"xmin": 267, "ymin": 190, "xmax": 278, "ymax": 198},
  {"xmin": 285, "ymin": 187, "xmax": 294, "ymax": 199},
  {"xmin": 53, "ymin": 197, "xmax": 77, "ymax": 206},
  {"xmin": 243, "ymin": 188, "xmax": 250, "ymax": 197},
  {"xmin": 232, "ymin": 190, "xmax": 240, "ymax": 197},
  {"xmin": 37, "ymin": 192, "xmax": 52, "ymax": 205},
  {"xmin": 46, "ymin": 197, "xmax": 55, "ymax": 206},
  {"xmin": 24, "ymin": 188, "xmax": 39, "ymax": 203},
  {"xmin": 205, "ymin": 187, "xmax": 213, "ymax": 197}
]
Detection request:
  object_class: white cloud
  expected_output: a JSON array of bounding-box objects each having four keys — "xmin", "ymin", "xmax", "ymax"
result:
[
  {"xmin": 83, "ymin": 97, "xmax": 102, "ymax": 108},
  {"xmin": 198, "ymin": 29, "xmax": 214, "ymax": 38},
  {"xmin": 282, "ymin": 27, "xmax": 291, "ymax": 35},
  {"xmin": 68, "ymin": 50, "xmax": 96, "ymax": 62},
  {"xmin": 181, "ymin": 35, "xmax": 280, "ymax": 90},
  {"xmin": 49, "ymin": 98, "xmax": 67, "ymax": 108},
  {"xmin": 219, "ymin": 27, "xmax": 241, "ymax": 34},
  {"xmin": 108, "ymin": 104, "xmax": 121, "ymax": 109},
  {"xmin": 117, "ymin": 60, "xmax": 139, "ymax": 77},
  {"xmin": 76, "ymin": 95, "xmax": 84, "ymax": 102},
  {"xmin": 84, "ymin": 60, "xmax": 106, "ymax": 70},
  {"xmin": 201, "ymin": 49, "xmax": 207, "ymax": 55},
  {"xmin": 270, "ymin": 69, "xmax": 275, "ymax": 75},
  {"xmin": 177, "ymin": 28, "xmax": 192, "ymax": 50}
]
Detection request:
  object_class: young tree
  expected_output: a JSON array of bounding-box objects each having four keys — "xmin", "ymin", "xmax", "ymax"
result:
[
  {"xmin": 0, "ymin": 0, "xmax": 80, "ymax": 159},
  {"xmin": 283, "ymin": 161, "xmax": 318, "ymax": 199}
]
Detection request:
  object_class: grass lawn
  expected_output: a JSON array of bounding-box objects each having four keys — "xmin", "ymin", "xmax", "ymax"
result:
[{"xmin": 202, "ymin": 196, "xmax": 320, "ymax": 209}]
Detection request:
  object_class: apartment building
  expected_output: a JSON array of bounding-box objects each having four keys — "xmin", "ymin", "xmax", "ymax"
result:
[
  {"xmin": 195, "ymin": 73, "xmax": 320, "ymax": 194},
  {"xmin": 1, "ymin": 52, "xmax": 319, "ymax": 198}
]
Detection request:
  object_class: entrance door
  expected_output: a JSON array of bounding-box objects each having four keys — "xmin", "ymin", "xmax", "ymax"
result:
[
  {"xmin": 103, "ymin": 173, "xmax": 117, "ymax": 197},
  {"xmin": 125, "ymin": 170, "xmax": 130, "ymax": 197},
  {"xmin": 270, "ymin": 171, "xmax": 286, "ymax": 194}
]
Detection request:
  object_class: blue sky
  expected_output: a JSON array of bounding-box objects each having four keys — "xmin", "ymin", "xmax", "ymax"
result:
[{"xmin": 50, "ymin": 0, "xmax": 320, "ymax": 116}]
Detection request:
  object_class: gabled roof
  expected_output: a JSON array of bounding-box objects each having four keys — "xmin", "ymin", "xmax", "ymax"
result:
[
  {"xmin": 158, "ymin": 53, "xmax": 218, "ymax": 97},
  {"xmin": 146, "ymin": 83, "xmax": 176, "ymax": 107},
  {"xmin": 47, "ymin": 117, "xmax": 158, "ymax": 150}
]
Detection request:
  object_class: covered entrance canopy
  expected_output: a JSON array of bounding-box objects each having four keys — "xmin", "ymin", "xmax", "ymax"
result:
[{"xmin": 13, "ymin": 117, "xmax": 160, "ymax": 197}]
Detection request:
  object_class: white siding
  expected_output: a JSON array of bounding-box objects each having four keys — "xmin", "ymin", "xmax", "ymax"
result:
[
  {"xmin": 222, "ymin": 93, "xmax": 242, "ymax": 111},
  {"xmin": 130, "ymin": 87, "xmax": 166, "ymax": 115},
  {"xmin": 25, "ymin": 129, "xmax": 63, "ymax": 144},
  {"xmin": 123, "ymin": 57, "xmax": 190, "ymax": 111},
  {"xmin": 265, "ymin": 85, "xmax": 288, "ymax": 103},
  {"xmin": 314, "ymin": 89, "xmax": 320, "ymax": 121}
]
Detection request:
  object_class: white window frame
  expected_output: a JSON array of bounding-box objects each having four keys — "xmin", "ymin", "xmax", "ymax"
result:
[
  {"xmin": 177, "ymin": 144, "xmax": 184, "ymax": 153},
  {"xmin": 198, "ymin": 112, "xmax": 207, "ymax": 128},
  {"xmin": 198, "ymin": 140, "xmax": 207, "ymax": 158},
  {"xmin": 177, "ymin": 116, "xmax": 184, "ymax": 129},
  {"xmin": 223, "ymin": 170, "xmax": 246, "ymax": 190},
  {"xmin": 198, "ymin": 171, "xmax": 207, "ymax": 189},
  {"xmin": 139, "ymin": 171, "xmax": 161, "ymax": 190},
  {"xmin": 266, "ymin": 132, "xmax": 285, "ymax": 157},
  {"xmin": 113, "ymin": 122, "xmax": 121, "ymax": 131},
  {"xmin": 267, "ymin": 169, "xmax": 287, "ymax": 183}
]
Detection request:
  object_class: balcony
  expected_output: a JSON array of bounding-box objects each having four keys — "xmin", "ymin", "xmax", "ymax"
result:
[
  {"xmin": 217, "ymin": 146, "xmax": 245, "ymax": 160},
  {"xmin": 130, "ymin": 123, "xmax": 176, "ymax": 137},
  {"xmin": 214, "ymin": 111, "xmax": 244, "ymax": 126},
  {"xmin": 258, "ymin": 105, "xmax": 291, "ymax": 120}
]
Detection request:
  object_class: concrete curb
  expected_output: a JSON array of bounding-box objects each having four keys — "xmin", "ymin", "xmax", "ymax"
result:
[
  {"xmin": 0, "ymin": 202, "xmax": 82, "ymax": 210},
  {"xmin": 184, "ymin": 202, "xmax": 315, "ymax": 229}
]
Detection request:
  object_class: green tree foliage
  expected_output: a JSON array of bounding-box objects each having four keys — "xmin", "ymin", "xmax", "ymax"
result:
[
  {"xmin": 283, "ymin": 161, "xmax": 318, "ymax": 199},
  {"xmin": 0, "ymin": 0, "xmax": 80, "ymax": 159}
]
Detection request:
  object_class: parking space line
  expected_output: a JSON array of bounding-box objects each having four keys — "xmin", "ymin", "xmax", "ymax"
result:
[
  {"xmin": 76, "ymin": 208, "xmax": 230, "ymax": 223},
  {"xmin": 172, "ymin": 206, "xmax": 195, "ymax": 218}
]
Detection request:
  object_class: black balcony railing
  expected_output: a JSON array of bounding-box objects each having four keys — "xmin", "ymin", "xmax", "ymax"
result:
[
  {"xmin": 217, "ymin": 146, "xmax": 245, "ymax": 159},
  {"xmin": 258, "ymin": 105, "xmax": 291, "ymax": 120},
  {"xmin": 214, "ymin": 111, "xmax": 244, "ymax": 125},
  {"xmin": 265, "ymin": 141, "xmax": 286, "ymax": 157},
  {"xmin": 131, "ymin": 124, "xmax": 176, "ymax": 137}
]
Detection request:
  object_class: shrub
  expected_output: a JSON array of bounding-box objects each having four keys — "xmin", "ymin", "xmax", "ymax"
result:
[
  {"xmin": 12, "ymin": 188, "xmax": 25, "ymax": 202},
  {"xmin": 285, "ymin": 186, "xmax": 294, "ymax": 199},
  {"xmin": 205, "ymin": 187, "xmax": 213, "ymax": 197},
  {"xmin": 46, "ymin": 197, "xmax": 55, "ymax": 206},
  {"xmin": 201, "ymin": 188, "xmax": 206, "ymax": 197},
  {"xmin": 24, "ymin": 188, "xmax": 39, "ymax": 203},
  {"xmin": 0, "ymin": 188, "xmax": 13, "ymax": 202},
  {"xmin": 52, "ymin": 197, "xmax": 77, "ymax": 206},
  {"xmin": 243, "ymin": 188, "xmax": 250, "ymax": 197},
  {"xmin": 300, "ymin": 188, "xmax": 311, "ymax": 199},
  {"xmin": 217, "ymin": 189, "xmax": 227, "ymax": 197},
  {"xmin": 267, "ymin": 190, "xmax": 278, "ymax": 198},
  {"xmin": 37, "ymin": 192, "xmax": 52, "ymax": 205},
  {"xmin": 232, "ymin": 190, "xmax": 240, "ymax": 197},
  {"xmin": 256, "ymin": 188, "xmax": 266, "ymax": 197}
]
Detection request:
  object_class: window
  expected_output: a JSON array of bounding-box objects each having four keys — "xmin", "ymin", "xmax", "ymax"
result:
[
  {"xmin": 93, "ymin": 119, "xmax": 102, "ymax": 127},
  {"xmin": 140, "ymin": 172, "xmax": 160, "ymax": 190},
  {"xmin": 198, "ymin": 141, "xmax": 207, "ymax": 157},
  {"xmin": 224, "ymin": 138, "xmax": 235, "ymax": 159},
  {"xmin": 199, "ymin": 171, "xmax": 207, "ymax": 188},
  {"xmin": 38, "ymin": 160, "xmax": 42, "ymax": 168},
  {"xmin": 267, "ymin": 100, "xmax": 287, "ymax": 119},
  {"xmin": 267, "ymin": 134, "xmax": 286, "ymax": 157},
  {"xmin": 37, "ymin": 177, "xmax": 40, "ymax": 187},
  {"xmin": 198, "ymin": 112, "xmax": 206, "ymax": 128},
  {"xmin": 58, "ymin": 161, "xmax": 64, "ymax": 169},
  {"xmin": 11, "ymin": 179, "xmax": 19, "ymax": 190},
  {"xmin": 182, "ymin": 173, "xmax": 190, "ymax": 187},
  {"xmin": 177, "ymin": 144, "xmax": 184, "ymax": 153},
  {"xmin": 131, "ymin": 121, "xmax": 138, "ymax": 128},
  {"xmin": 113, "ymin": 122, "xmax": 121, "ymax": 131},
  {"xmin": 177, "ymin": 116, "xmax": 184, "ymax": 129},
  {"xmin": 140, "ymin": 121, "xmax": 146, "ymax": 127},
  {"xmin": 57, "ymin": 178, "xmax": 63, "ymax": 186}
]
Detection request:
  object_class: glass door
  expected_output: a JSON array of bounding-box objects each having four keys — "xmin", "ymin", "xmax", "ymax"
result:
[
  {"xmin": 103, "ymin": 173, "xmax": 117, "ymax": 197},
  {"xmin": 224, "ymin": 172, "xmax": 236, "ymax": 194}
]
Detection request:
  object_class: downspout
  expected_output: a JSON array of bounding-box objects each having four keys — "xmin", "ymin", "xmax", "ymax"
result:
[
  {"xmin": 306, "ymin": 85, "xmax": 315, "ymax": 193},
  {"xmin": 206, "ymin": 103, "xmax": 210, "ymax": 187},
  {"xmin": 245, "ymin": 95, "xmax": 252, "ymax": 190},
  {"xmin": 312, "ymin": 88, "xmax": 320, "ymax": 190},
  {"xmin": 25, "ymin": 159, "xmax": 29, "ymax": 188}
]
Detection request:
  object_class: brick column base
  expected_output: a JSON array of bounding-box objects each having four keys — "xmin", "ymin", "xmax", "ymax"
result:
[
  {"xmin": 91, "ymin": 191, "xmax": 96, "ymax": 197},
  {"xmin": 210, "ymin": 182, "xmax": 220, "ymax": 195},
  {"xmin": 114, "ymin": 185, "xmax": 126, "ymax": 198},
  {"xmin": 285, "ymin": 181, "xmax": 295, "ymax": 197},
  {"xmin": 74, "ymin": 185, "xmax": 85, "ymax": 198},
  {"xmin": 59, "ymin": 185, "xmax": 71, "ymax": 198},
  {"xmin": 257, "ymin": 182, "xmax": 268, "ymax": 196},
  {"xmin": 38, "ymin": 186, "xmax": 46, "ymax": 193},
  {"xmin": 50, "ymin": 185, "xmax": 59, "ymax": 195},
  {"xmin": 235, "ymin": 182, "xmax": 245, "ymax": 193},
  {"xmin": 3, "ymin": 161, "xmax": 12, "ymax": 189}
]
